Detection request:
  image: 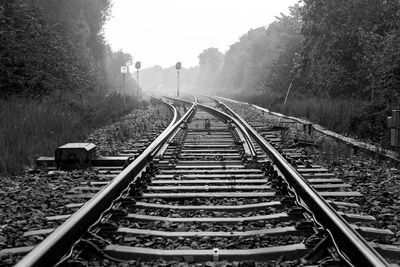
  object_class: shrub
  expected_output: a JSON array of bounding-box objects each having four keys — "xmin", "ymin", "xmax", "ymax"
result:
[{"xmin": 348, "ymin": 101, "xmax": 388, "ymax": 143}]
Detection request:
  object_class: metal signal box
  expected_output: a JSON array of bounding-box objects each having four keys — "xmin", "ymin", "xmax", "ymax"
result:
[
  {"xmin": 391, "ymin": 129, "xmax": 400, "ymax": 147},
  {"xmin": 388, "ymin": 110, "xmax": 400, "ymax": 147},
  {"xmin": 393, "ymin": 110, "xmax": 400, "ymax": 128},
  {"xmin": 387, "ymin": 116, "xmax": 393, "ymax": 128},
  {"xmin": 55, "ymin": 143, "xmax": 96, "ymax": 169}
]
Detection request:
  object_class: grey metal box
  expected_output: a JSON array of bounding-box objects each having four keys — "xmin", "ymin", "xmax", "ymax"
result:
[
  {"xmin": 393, "ymin": 110, "xmax": 400, "ymax": 128},
  {"xmin": 55, "ymin": 143, "xmax": 96, "ymax": 169},
  {"xmin": 390, "ymin": 129, "xmax": 400, "ymax": 147}
]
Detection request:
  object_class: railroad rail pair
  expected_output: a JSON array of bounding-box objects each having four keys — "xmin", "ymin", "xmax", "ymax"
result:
[{"xmin": 13, "ymin": 97, "xmax": 394, "ymax": 266}]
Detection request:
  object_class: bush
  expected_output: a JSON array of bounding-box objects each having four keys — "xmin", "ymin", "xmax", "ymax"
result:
[{"xmin": 349, "ymin": 102, "xmax": 388, "ymax": 143}]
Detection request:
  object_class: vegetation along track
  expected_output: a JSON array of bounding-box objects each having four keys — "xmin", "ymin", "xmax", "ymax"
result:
[{"xmin": 8, "ymin": 97, "xmax": 400, "ymax": 266}]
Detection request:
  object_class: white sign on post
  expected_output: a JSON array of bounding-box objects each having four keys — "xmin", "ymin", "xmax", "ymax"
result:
[{"xmin": 120, "ymin": 66, "xmax": 128, "ymax": 74}]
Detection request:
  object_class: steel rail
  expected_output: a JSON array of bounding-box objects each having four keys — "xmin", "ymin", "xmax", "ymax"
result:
[
  {"xmin": 16, "ymin": 102, "xmax": 196, "ymax": 267},
  {"xmin": 163, "ymin": 96, "xmax": 257, "ymax": 158},
  {"xmin": 216, "ymin": 100, "xmax": 390, "ymax": 267},
  {"xmin": 197, "ymin": 103, "xmax": 257, "ymax": 158}
]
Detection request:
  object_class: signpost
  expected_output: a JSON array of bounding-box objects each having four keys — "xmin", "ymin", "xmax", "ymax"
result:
[
  {"xmin": 135, "ymin": 61, "xmax": 141, "ymax": 99},
  {"xmin": 120, "ymin": 66, "xmax": 128, "ymax": 74},
  {"xmin": 176, "ymin": 62, "xmax": 181, "ymax": 97},
  {"xmin": 120, "ymin": 66, "xmax": 128, "ymax": 94}
]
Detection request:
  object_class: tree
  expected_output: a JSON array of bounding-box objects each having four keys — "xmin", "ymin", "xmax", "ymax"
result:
[
  {"xmin": 197, "ymin": 48, "xmax": 224, "ymax": 91},
  {"xmin": 0, "ymin": 0, "xmax": 133, "ymax": 99},
  {"xmin": 220, "ymin": 28, "xmax": 266, "ymax": 92},
  {"xmin": 296, "ymin": 0, "xmax": 400, "ymax": 100},
  {"xmin": 262, "ymin": 5, "xmax": 302, "ymax": 96},
  {"xmin": 217, "ymin": 5, "xmax": 302, "ymax": 96}
]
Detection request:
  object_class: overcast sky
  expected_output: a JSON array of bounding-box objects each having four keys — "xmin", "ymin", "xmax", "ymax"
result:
[{"xmin": 104, "ymin": 0, "xmax": 299, "ymax": 68}]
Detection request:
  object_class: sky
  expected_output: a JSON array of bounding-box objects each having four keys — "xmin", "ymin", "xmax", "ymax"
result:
[{"xmin": 104, "ymin": 0, "xmax": 299, "ymax": 68}]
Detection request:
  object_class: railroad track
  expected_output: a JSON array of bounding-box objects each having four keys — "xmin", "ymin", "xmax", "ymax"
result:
[{"xmin": 7, "ymin": 97, "xmax": 400, "ymax": 266}]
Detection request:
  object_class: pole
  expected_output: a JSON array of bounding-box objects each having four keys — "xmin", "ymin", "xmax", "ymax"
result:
[
  {"xmin": 122, "ymin": 73, "xmax": 126, "ymax": 106},
  {"xmin": 122, "ymin": 73, "xmax": 125, "ymax": 93},
  {"xmin": 137, "ymin": 69, "xmax": 139, "ymax": 100},
  {"xmin": 177, "ymin": 70, "xmax": 180, "ymax": 97},
  {"xmin": 283, "ymin": 82, "xmax": 293, "ymax": 107}
]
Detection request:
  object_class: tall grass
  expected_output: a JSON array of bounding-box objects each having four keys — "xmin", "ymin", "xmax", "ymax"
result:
[
  {"xmin": 0, "ymin": 93, "xmax": 145, "ymax": 173},
  {"xmin": 237, "ymin": 92, "xmax": 375, "ymax": 140},
  {"xmin": 281, "ymin": 97, "xmax": 367, "ymax": 135}
]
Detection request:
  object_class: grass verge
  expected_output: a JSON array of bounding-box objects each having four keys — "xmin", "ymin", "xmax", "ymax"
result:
[
  {"xmin": 237, "ymin": 92, "xmax": 389, "ymax": 145},
  {"xmin": 0, "ymin": 92, "xmax": 147, "ymax": 173}
]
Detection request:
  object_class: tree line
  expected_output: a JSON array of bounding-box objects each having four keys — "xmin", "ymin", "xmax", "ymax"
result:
[
  {"xmin": 0, "ymin": 0, "xmax": 136, "ymax": 98},
  {"xmin": 0, "ymin": 1, "xmax": 144, "ymax": 173},
  {"xmin": 192, "ymin": 0, "xmax": 400, "ymax": 143},
  {"xmin": 198, "ymin": 1, "xmax": 399, "ymax": 101}
]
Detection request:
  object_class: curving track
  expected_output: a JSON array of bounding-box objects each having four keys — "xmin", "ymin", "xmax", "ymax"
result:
[{"xmin": 9, "ymin": 97, "xmax": 400, "ymax": 266}]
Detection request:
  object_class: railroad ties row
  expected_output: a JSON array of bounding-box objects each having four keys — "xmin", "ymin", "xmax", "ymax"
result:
[
  {"xmin": 213, "ymin": 99, "xmax": 400, "ymax": 265},
  {"xmin": 6, "ymin": 99, "xmax": 400, "ymax": 266},
  {"xmin": 196, "ymin": 98, "xmax": 400, "ymax": 265},
  {"xmin": 73, "ymin": 99, "xmax": 397, "ymax": 266},
  {"xmin": 0, "ymin": 102, "xmax": 176, "ymax": 266},
  {"xmin": 46, "ymin": 107, "xmax": 384, "ymax": 265},
  {"xmin": 67, "ymin": 108, "xmax": 317, "ymax": 265}
]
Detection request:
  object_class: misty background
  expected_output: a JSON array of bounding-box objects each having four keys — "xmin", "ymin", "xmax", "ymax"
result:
[{"xmin": 137, "ymin": 1, "xmax": 400, "ymax": 147}]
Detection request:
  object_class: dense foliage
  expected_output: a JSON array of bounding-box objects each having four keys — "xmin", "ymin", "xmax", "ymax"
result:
[
  {"xmin": 210, "ymin": 1, "xmax": 400, "ymax": 102},
  {"xmin": 0, "ymin": 0, "xmax": 136, "ymax": 98},
  {"xmin": 193, "ymin": 1, "xmax": 400, "ymax": 143},
  {"xmin": 297, "ymin": 0, "xmax": 400, "ymax": 101},
  {"xmin": 0, "ymin": 1, "xmax": 141, "ymax": 173},
  {"xmin": 197, "ymin": 48, "xmax": 224, "ymax": 91}
]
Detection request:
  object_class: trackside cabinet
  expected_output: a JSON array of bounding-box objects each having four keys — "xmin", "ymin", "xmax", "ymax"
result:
[
  {"xmin": 388, "ymin": 110, "xmax": 400, "ymax": 147},
  {"xmin": 55, "ymin": 143, "xmax": 96, "ymax": 169}
]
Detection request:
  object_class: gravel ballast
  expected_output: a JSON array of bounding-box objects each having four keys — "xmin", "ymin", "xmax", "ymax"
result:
[
  {"xmin": 220, "ymin": 99, "xmax": 400, "ymax": 264},
  {"xmin": 0, "ymin": 104, "xmax": 172, "ymax": 266}
]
